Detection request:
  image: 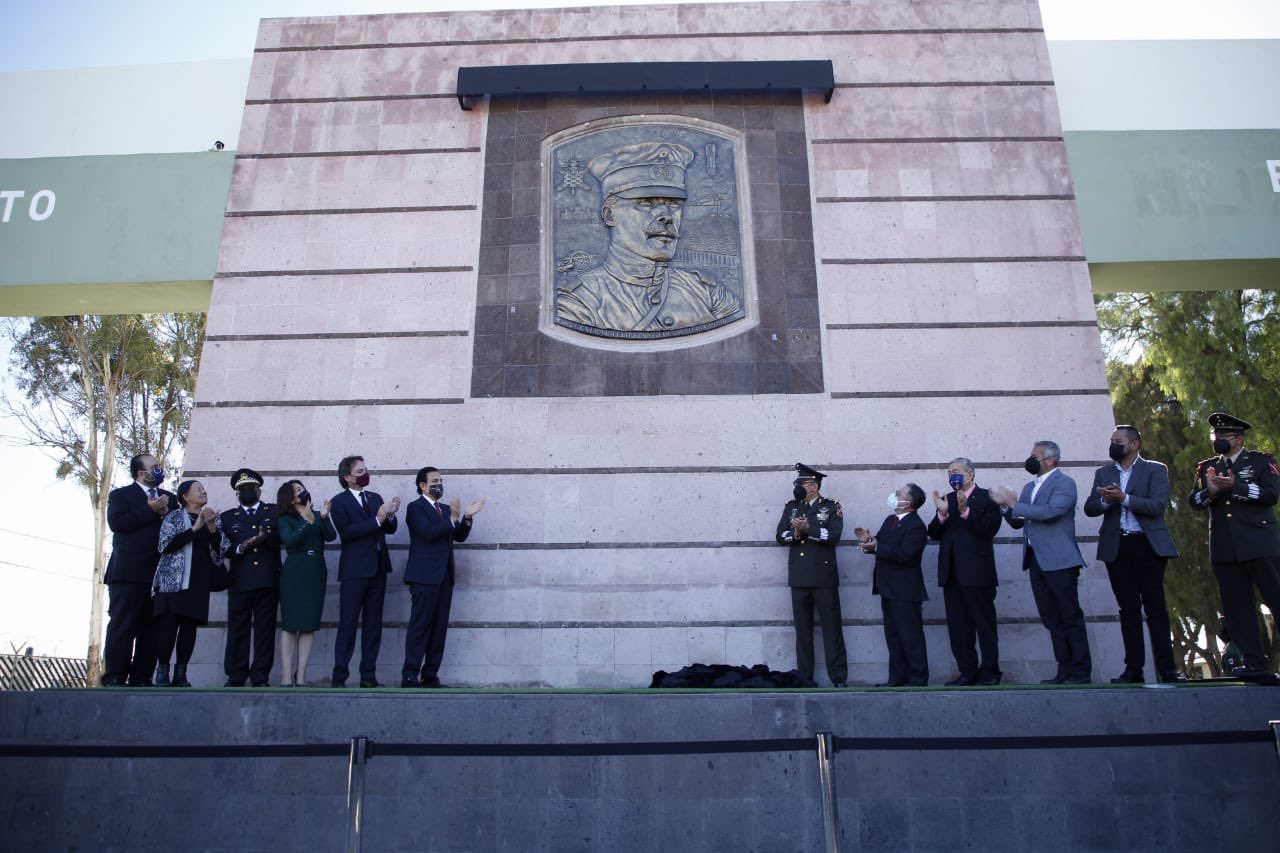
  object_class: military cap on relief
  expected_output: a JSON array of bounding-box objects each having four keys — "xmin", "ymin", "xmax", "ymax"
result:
[
  {"xmin": 230, "ymin": 468, "xmax": 264, "ymax": 489},
  {"xmin": 589, "ymin": 142, "xmax": 695, "ymax": 200},
  {"xmin": 1208, "ymin": 411, "xmax": 1252, "ymax": 432}
]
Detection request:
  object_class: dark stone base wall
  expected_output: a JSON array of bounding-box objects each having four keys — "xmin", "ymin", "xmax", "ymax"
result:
[{"xmin": 2, "ymin": 686, "xmax": 1277, "ymax": 852}]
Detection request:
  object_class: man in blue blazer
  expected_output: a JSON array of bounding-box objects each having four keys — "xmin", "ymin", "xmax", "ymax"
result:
[
  {"xmin": 401, "ymin": 466, "xmax": 485, "ymax": 688},
  {"xmin": 329, "ymin": 455, "xmax": 400, "ymax": 688},
  {"xmin": 1084, "ymin": 425, "xmax": 1183, "ymax": 684},
  {"xmin": 991, "ymin": 440, "xmax": 1092, "ymax": 684},
  {"xmin": 103, "ymin": 454, "xmax": 177, "ymax": 686},
  {"xmin": 856, "ymin": 483, "xmax": 931, "ymax": 687}
]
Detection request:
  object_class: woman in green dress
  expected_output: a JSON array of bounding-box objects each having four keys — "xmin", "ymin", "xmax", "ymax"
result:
[{"xmin": 275, "ymin": 479, "xmax": 336, "ymax": 686}]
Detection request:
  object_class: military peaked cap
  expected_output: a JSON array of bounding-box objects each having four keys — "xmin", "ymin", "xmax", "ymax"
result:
[
  {"xmin": 794, "ymin": 462, "xmax": 826, "ymax": 482},
  {"xmin": 1208, "ymin": 411, "xmax": 1252, "ymax": 432},
  {"xmin": 230, "ymin": 468, "xmax": 264, "ymax": 489}
]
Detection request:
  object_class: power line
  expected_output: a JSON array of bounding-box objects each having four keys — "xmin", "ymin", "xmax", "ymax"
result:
[
  {"xmin": 0, "ymin": 527, "xmax": 92, "ymax": 551},
  {"xmin": 0, "ymin": 555, "xmax": 91, "ymax": 581}
]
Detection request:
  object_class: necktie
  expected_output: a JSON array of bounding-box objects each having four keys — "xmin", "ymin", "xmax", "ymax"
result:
[
  {"xmin": 890, "ymin": 516, "xmax": 899, "ymax": 529},
  {"xmin": 360, "ymin": 492, "xmax": 369, "ymax": 514},
  {"xmin": 436, "ymin": 502, "xmax": 447, "ymax": 521},
  {"xmin": 148, "ymin": 488, "xmax": 157, "ymax": 499}
]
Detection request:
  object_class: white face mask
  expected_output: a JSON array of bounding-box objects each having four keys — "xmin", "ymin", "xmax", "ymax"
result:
[{"xmin": 887, "ymin": 492, "xmax": 903, "ymax": 511}]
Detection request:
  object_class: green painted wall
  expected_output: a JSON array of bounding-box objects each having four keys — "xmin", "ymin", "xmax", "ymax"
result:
[
  {"xmin": 1066, "ymin": 130, "xmax": 1280, "ymax": 265},
  {"xmin": 0, "ymin": 152, "xmax": 232, "ymax": 313}
]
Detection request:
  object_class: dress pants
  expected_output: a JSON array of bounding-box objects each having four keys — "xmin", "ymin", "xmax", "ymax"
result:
[
  {"xmin": 942, "ymin": 580, "xmax": 1000, "ymax": 679},
  {"xmin": 403, "ymin": 581, "xmax": 454, "ymax": 681},
  {"xmin": 333, "ymin": 573, "xmax": 387, "ymax": 683},
  {"xmin": 1027, "ymin": 552, "xmax": 1091, "ymax": 679},
  {"xmin": 224, "ymin": 587, "xmax": 279, "ymax": 685},
  {"xmin": 1213, "ymin": 556, "xmax": 1280, "ymax": 670},
  {"xmin": 1105, "ymin": 533, "xmax": 1175, "ymax": 674},
  {"xmin": 791, "ymin": 587, "xmax": 848, "ymax": 684},
  {"xmin": 881, "ymin": 597, "xmax": 929, "ymax": 685},
  {"xmin": 103, "ymin": 581, "xmax": 157, "ymax": 685}
]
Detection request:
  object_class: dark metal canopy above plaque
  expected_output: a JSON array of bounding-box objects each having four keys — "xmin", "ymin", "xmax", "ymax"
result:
[{"xmin": 456, "ymin": 60, "xmax": 835, "ymax": 110}]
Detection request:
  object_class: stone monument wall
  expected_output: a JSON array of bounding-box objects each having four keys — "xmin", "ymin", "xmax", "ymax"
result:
[{"xmin": 184, "ymin": 0, "xmax": 1118, "ymax": 687}]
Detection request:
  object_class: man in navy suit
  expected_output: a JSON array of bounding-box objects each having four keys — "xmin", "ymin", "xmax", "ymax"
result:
[
  {"xmin": 928, "ymin": 457, "xmax": 1004, "ymax": 686},
  {"xmin": 103, "ymin": 454, "xmax": 177, "ymax": 686},
  {"xmin": 220, "ymin": 468, "xmax": 281, "ymax": 687},
  {"xmin": 856, "ymin": 483, "xmax": 930, "ymax": 687},
  {"xmin": 1084, "ymin": 425, "xmax": 1184, "ymax": 684},
  {"xmin": 991, "ymin": 440, "xmax": 1092, "ymax": 684},
  {"xmin": 330, "ymin": 455, "xmax": 400, "ymax": 687},
  {"xmin": 401, "ymin": 466, "xmax": 485, "ymax": 688}
]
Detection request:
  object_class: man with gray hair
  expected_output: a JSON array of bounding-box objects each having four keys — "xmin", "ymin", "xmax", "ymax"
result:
[
  {"xmin": 990, "ymin": 441, "xmax": 1092, "ymax": 684},
  {"xmin": 928, "ymin": 457, "xmax": 1003, "ymax": 685}
]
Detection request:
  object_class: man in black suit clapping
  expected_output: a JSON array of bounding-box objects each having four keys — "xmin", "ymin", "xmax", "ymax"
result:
[
  {"xmin": 928, "ymin": 458, "xmax": 1003, "ymax": 686},
  {"xmin": 856, "ymin": 483, "xmax": 930, "ymax": 687},
  {"xmin": 103, "ymin": 454, "xmax": 177, "ymax": 687}
]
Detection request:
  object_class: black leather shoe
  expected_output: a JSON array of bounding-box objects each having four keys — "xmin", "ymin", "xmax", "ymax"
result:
[
  {"xmin": 359, "ymin": 679, "xmax": 381, "ymax": 688},
  {"xmin": 1040, "ymin": 675, "xmax": 1067, "ymax": 685},
  {"xmin": 100, "ymin": 676, "xmax": 127, "ymax": 688},
  {"xmin": 153, "ymin": 665, "xmax": 171, "ymax": 687},
  {"xmin": 330, "ymin": 680, "xmax": 346, "ymax": 688},
  {"xmin": 420, "ymin": 676, "xmax": 443, "ymax": 688},
  {"xmin": 945, "ymin": 675, "xmax": 977, "ymax": 687},
  {"xmin": 976, "ymin": 673, "xmax": 1002, "ymax": 686},
  {"xmin": 400, "ymin": 678, "xmax": 421, "ymax": 688},
  {"xmin": 224, "ymin": 679, "xmax": 246, "ymax": 688},
  {"xmin": 1158, "ymin": 671, "xmax": 1188, "ymax": 684},
  {"xmin": 831, "ymin": 681, "xmax": 847, "ymax": 688},
  {"xmin": 1110, "ymin": 670, "xmax": 1144, "ymax": 684},
  {"xmin": 172, "ymin": 665, "xmax": 191, "ymax": 688},
  {"xmin": 1062, "ymin": 675, "xmax": 1092, "ymax": 685}
]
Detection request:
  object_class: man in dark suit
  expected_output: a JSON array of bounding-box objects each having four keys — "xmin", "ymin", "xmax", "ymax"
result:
[
  {"xmin": 856, "ymin": 483, "xmax": 930, "ymax": 686},
  {"xmin": 401, "ymin": 466, "xmax": 485, "ymax": 688},
  {"xmin": 1084, "ymin": 425, "xmax": 1184, "ymax": 684},
  {"xmin": 928, "ymin": 457, "xmax": 1003, "ymax": 686},
  {"xmin": 991, "ymin": 440, "xmax": 1092, "ymax": 684},
  {"xmin": 219, "ymin": 468, "xmax": 281, "ymax": 687},
  {"xmin": 1189, "ymin": 411, "xmax": 1280, "ymax": 679},
  {"xmin": 775, "ymin": 463, "xmax": 847, "ymax": 687},
  {"xmin": 102, "ymin": 454, "xmax": 177, "ymax": 686},
  {"xmin": 330, "ymin": 455, "xmax": 400, "ymax": 688}
]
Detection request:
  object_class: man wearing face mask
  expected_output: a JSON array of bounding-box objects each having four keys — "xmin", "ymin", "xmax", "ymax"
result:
[
  {"xmin": 1189, "ymin": 411, "xmax": 1280, "ymax": 679},
  {"xmin": 401, "ymin": 466, "xmax": 486, "ymax": 688},
  {"xmin": 990, "ymin": 440, "xmax": 1092, "ymax": 684},
  {"xmin": 775, "ymin": 463, "xmax": 847, "ymax": 687},
  {"xmin": 219, "ymin": 468, "xmax": 282, "ymax": 687},
  {"xmin": 330, "ymin": 455, "xmax": 401, "ymax": 688},
  {"xmin": 1083, "ymin": 425, "xmax": 1183, "ymax": 684},
  {"xmin": 102, "ymin": 454, "xmax": 178, "ymax": 686},
  {"xmin": 855, "ymin": 484, "xmax": 930, "ymax": 686},
  {"xmin": 927, "ymin": 458, "xmax": 1003, "ymax": 686}
]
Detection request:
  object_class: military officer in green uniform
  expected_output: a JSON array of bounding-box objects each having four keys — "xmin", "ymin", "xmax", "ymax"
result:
[
  {"xmin": 1189, "ymin": 411, "xmax": 1280, "ymax": 678},
  {"xmin": 775, "ymin": 463, "xmax": 848, "ymax": 687}
]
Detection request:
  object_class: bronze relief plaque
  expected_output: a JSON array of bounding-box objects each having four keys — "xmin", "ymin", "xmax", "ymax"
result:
[{"xmin": 541, "ymin": 116, "xmax": 757, "ymax": 351}]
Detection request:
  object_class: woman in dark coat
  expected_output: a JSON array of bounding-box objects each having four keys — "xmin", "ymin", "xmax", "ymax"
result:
[
  {"xmin": 276, "ymin": 479, "xmax": 336, "ymax": 686},
  {"xmin": 153, "ymin": 480, "xmax": 222, "ymax": 687}
]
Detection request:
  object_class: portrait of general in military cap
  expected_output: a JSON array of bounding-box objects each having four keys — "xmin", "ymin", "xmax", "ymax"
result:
[{"xmin": 544, "ymin": 119, "xmax": 755, "ymax": 347}]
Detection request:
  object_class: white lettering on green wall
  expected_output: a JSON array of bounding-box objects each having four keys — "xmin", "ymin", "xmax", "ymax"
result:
[
  {"xmin": 0, "ymin": 189, "xmax": 57, "ymax": 222},
  {"xmin": 1268, "ymin": 160, "xmax": 1280, "ymax": 193}
]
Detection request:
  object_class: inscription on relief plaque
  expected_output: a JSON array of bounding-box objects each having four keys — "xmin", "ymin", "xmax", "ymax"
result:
[{"xmin": 542, "ymin": 117, "xmax": 755, "ymax": 349}]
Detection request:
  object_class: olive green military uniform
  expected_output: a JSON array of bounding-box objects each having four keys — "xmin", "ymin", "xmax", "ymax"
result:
[{"xmin": 776, "ymin": 495, "xmax": 847, "ymax": 685}]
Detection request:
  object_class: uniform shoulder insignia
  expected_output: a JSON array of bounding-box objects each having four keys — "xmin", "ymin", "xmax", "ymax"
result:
[{"xmin": 834, "ymin": 499, "xmax": 843, "ymax": 518}]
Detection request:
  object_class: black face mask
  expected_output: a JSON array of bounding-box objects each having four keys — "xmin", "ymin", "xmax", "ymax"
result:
[
  {"xmin": 238, "ymin": 485, "xmax": 260, "ymax": 506},
  {"xmin": 1024, "ymin": 456, "xmax": 1042, "ymax": 476},
  {"xmin": 1213, "ymin": 438, "xmax": 1234, "ymax": 455},
  {"xmin": 297, "ymin": 490, "xmax": 311, "ymax": 506},
  {"xmin": 793, "ymin": 484, "xmax": 807, "ymax": 502},
  {"xmin": 1108, "ymin": 442, "xmax": 1129, "ymax": 462},
  {"xmin": 427, "ymin": 483, "xmax": 444, "ymax": 500}
]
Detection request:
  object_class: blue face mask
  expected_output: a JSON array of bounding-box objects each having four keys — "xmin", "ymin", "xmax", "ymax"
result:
[
  {"xmin": 948, "ymin": 474, "xmax": 965, "ymax": 490},
  {"xmin": 147, "ymin": 466, "xmax": 166, "ymax": 486}
]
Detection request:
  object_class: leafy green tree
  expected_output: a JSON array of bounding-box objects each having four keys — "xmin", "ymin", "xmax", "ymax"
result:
[
  {"xmin": 3, "ymin": 314, "xmax": 205, "ymax": 683},
  {"xmin": 1097, "ymin": 291, "xmax": 1279, "ymax": 674}
]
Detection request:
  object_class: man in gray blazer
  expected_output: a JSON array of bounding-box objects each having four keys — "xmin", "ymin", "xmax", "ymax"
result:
[
  {"xmin": 991, "ymin": 440, "xmax": 1092, "ymax": 684},
  {"xmin": 1084, "ymin": 425, "xmax": 1184, "ymax": 684}
]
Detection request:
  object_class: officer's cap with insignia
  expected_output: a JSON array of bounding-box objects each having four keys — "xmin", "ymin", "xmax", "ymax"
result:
[
  {"xmin": 1208, "ymin": 411, "xmax": 1252, "ymax": 434},
  {"xmin": 589, "ymin": 142, "xmax": 695, "ymax": 200},
  {"xmin": 794, "ymin": 463, "xmax": 826, "ymax": 484},
  {"xmin": 230, "ymin": 468, "xmax": 264, "ymax": 490}
]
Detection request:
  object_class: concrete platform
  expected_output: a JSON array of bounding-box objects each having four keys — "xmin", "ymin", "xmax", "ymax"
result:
[{"xmin": 1, "ymin": 684, "xmax": 1277, "ymax": 852}]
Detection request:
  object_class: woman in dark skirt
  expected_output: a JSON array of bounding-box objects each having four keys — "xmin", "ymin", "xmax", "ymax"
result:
[
  {"xmin": 276, "ymin": 479, "xmax": 336, "ymax": 686},
  {"xmin": 153, "ymin": 480, "xmax": 222, "ymax": 687}
]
